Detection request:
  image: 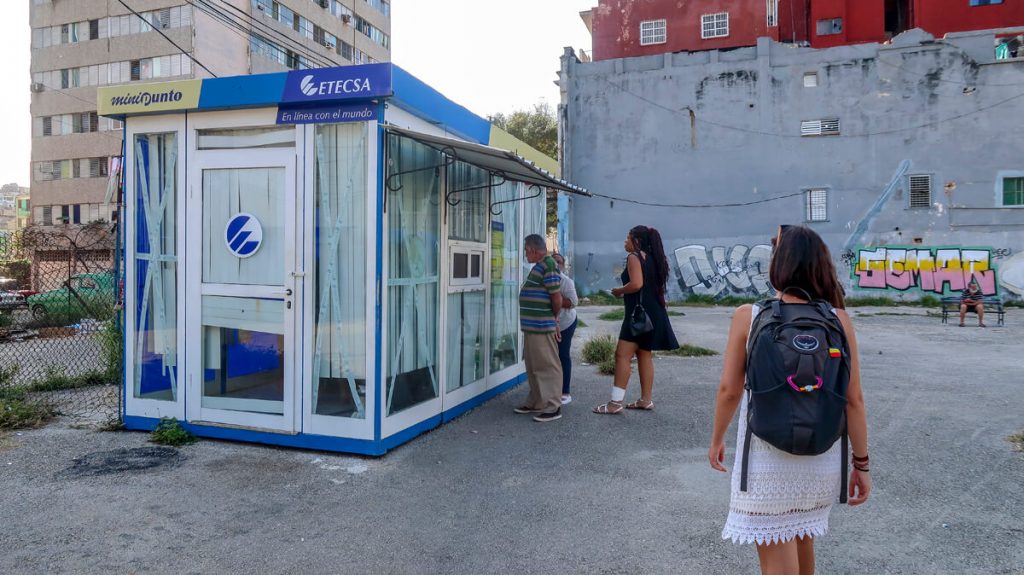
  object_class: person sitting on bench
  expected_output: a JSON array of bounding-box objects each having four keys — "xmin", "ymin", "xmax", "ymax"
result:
[{"xmin": 959, "ymin": 278, "xmax": 986, "ymax": 328}]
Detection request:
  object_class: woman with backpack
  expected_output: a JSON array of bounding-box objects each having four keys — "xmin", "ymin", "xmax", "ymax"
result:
[
  {"xmin": 708, "ymin": 225, "xmax": 871, "ymax": 574},
  {"xmin": 593, "ymin": 225, "xmax": 678, "ymax": 414}
]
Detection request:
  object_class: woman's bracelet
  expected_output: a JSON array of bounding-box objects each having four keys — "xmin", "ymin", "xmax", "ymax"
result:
[
  {"xmin": 853, "ymin": 464, "xmax": 870, "ymax": 473},
  {"xmin": 852, "ymin": 453, "xmax": 869, "ymax": 463}
]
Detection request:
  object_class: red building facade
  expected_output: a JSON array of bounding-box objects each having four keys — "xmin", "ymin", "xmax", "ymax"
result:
[{"xmin": 585, "ymin": 0, "xmax": 1024, "ymax": 60}]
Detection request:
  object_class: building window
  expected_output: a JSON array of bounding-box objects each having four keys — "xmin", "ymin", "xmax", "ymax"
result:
[
  {"xmin": 42, "ymin": 206, "xmax": 52, "ymax": 226},
  {"xmin": 970, "ymin": 0, "xmax": 1003, "ymax": 5},
  {"xmin": 817, "ymin": 18, "xmax": 843, "ymax": 36},
  {"xmin": 805, "ymin": 189, "xmax": 828, "ymax": 222},
  {"xmin": 364, "ymin": 0, "xmax": 390, "ymax": 16},
  {"xmin": 803, "ymin": 72, "xmax": 818, "ymax": 87},
  {"xmin": 89, "ymin": 19, "xmax": 99, "ymax": 40},
  {"xmin": 701, "ymin": 13, "xmax": 729, "ymax": 39},
  {"xmin": 640, "ymin": 19, "xmax": 667, "ymax": 46},
  {"xmin": 908, "ymin": 175, "xmax": 932, "ymax": 208},
  {"xmin": 1004, "ymin": 177, "xmax": 1024, "ymax": 206},
  {"xmin": 767, "ymin": 0, "xmax": 779, "ymax": 27},
  {"xmin": 801, "ymin": 118, "xmax": 840, "ymax": 136}
]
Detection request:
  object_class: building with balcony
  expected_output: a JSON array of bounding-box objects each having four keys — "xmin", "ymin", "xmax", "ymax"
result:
[{"xmin": 30, "ymin": 0, "xmax": 391, "ymax": 229}]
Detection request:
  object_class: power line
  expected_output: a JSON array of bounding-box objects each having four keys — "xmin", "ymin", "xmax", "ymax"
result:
[
  {"xmin": 208, "ymin": 0, "xmax": 343, "ymax": 68},
  {"xmin": 875, "ymin": 57, "xmax": 1024, "ymax": 87},
  {"xmin": 596, "ymin": 74, "xmax": 1024, "ymax": 139},
  {"xmin": 589, "ymin": 189, "xmax": 802, "ymax": 206},
  {"xmin": 116, "ymin": 0, "xmax": 218, "ymax": 77},
  {"xmin": 185, "ymin": 0, "xmax": 339, "ymax": 69}
]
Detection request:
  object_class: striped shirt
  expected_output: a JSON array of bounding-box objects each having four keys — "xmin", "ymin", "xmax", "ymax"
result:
[{"xmin": 520, "ymin": 255, "xmax": 562, "ymax": 333}]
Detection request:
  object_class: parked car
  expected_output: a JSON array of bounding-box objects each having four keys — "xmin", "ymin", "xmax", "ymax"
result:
[
  {"xmin": 0, "ymin": 278, "xmax": 26, "ymax": 311},
  {"xmin": 26, "ymin": 272, "xmax": 116, "ymax": 322}
]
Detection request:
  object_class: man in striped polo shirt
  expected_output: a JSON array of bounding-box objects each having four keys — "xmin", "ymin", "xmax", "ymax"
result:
[{"xmin": 514, "ymin": 234, "xmax": 564, "ymax": 422}]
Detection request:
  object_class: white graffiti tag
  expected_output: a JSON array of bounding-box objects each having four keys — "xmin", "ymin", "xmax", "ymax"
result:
[{"xmin": 674, "ymin": 244, "xmax": 773, "ymax": 297}]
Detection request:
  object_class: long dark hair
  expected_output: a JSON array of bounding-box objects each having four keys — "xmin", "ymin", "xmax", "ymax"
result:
[
  {"xmin": 769, "ymin": 225, "xmax": 846, "ymax": 309},
  {"xmin": 629, "ymin": 225, "xmax": 670, "ymax": 306}
]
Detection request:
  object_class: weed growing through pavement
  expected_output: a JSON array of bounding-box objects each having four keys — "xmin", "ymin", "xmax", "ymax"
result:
[
  {"xmin": 1008, "ymin": 431, "xmax": 1024, "ymax": 453},
  {"xmin": 661, "ymin": 344, "xmax": 719, "ymax": 357},
  {"xmin": 150, "ymin": 417, "xmax": 197, "ymax": 447},
  {"xmin": 598, "ymin": 358, "xmax": 617, "ymax": 375},
  {"xmin": 581, "ymin": 335, "xmax": 615, "ymax": 364},
  {"xmin": 0, "ymin": 365, "xmax": 53, "ymax": 429}
]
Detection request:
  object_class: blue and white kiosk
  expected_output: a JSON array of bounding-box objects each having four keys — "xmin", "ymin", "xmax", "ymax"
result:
[{"xmin": 101, "ymin": 63, "xmax": 588, "ymax": 455}]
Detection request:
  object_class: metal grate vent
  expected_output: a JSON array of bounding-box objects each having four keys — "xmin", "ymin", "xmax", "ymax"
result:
[{"xmin": 909, "ymin": 175, "xmax": 932, "ymax": 208}]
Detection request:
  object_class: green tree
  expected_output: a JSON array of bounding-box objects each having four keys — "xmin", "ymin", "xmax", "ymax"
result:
[
  {"xmin": 489, "ymin": 103, "xmax": 559, "ymax": 235},
  {"xmin": 489, "ymin": 102, "xmax": 558, "ymax": 160}
]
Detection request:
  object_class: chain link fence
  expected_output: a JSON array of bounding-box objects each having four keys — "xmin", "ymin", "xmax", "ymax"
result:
[{"xmin": 0, "ymin": 223, "xmax": 122, "ymax": 428}]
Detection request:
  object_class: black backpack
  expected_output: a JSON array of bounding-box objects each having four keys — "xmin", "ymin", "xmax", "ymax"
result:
[{"xmin": 741, "ymin": 293, "xmax": 852, "ymax": 503}]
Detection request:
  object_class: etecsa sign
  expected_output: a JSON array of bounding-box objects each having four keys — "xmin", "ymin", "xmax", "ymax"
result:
[
  {"xmin": 224, "ymin": 213, "xmax": 263, "ymax": 258},
  {"xmin": 281, "ymin": 63, "xmax": 392, "ymax": 103}
]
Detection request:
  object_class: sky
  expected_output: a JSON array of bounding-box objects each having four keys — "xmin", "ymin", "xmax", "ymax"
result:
[
  {"xmin": 391, "ymin": 0, "xmax": 596, "ymax": 118},
  {"xmin": 0, "ymin": 0, "xmax": 596, "ymax": 188},
  {"xmin": 0, "ymin": 0, "xmax": 31, "ymax": 188}
]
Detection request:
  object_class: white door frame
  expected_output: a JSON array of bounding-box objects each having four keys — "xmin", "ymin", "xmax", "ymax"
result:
[{"xmin": 184, "ymin": 109, "xmax": 302, "ymax": 432}]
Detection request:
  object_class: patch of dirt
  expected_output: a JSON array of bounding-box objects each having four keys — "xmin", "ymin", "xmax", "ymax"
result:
[{"xmin": 59, "ymin": 446, "xmax": 183, "ymax": 478}]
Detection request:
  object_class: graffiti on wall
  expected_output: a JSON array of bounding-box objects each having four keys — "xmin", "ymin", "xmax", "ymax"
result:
[
  {"xmin": 674, "ymin": 244, "xmax": 773, "ymax": 297},
  {"xmin": 852, "ymin": 246, "xmax": 999, "ymax": 295}
]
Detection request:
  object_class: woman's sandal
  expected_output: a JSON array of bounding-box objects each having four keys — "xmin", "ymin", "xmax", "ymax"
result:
[
  {"xmin": 625, "ymin": 399, "xmax": 654, "ymax": 411},
  {"xmin": 593, "ymin": 400, "xmax": 624, "ymax": 414}
]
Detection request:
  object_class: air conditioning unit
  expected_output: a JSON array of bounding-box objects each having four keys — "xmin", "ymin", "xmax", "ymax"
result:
[
  {"xmin": 342, "ymin": 14, "xmax": 351, "ymax": 23},
  {"xmin": 31, "ymin": 82, "xmax": 44, "ymax": 93}
]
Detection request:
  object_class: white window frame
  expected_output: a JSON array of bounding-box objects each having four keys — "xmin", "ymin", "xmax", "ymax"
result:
[
  {"xmin": 767, "ymin": 0, "xmax": 779, "ymax": 27},
  {"xmin": 449, "ymin": 243, "xmax": 486, "ymax": 289},
  {"xmin": 908, "ymin": 174, "xmax": 932, "ymax": 209},
  {"xmin": 701, "ymin": 12, "xmax": 729, "ymax": 39},
  {"xmin": 640, "ymin": 19, "xmax": 667, "ymax": 46},
  {"xmin": 805, "ymin": 189, "xmax": 829, "ymax": 222},
  {"xmin": 996, "ymin": 171, "xmax": 1024, "ymax": 208},
  {"xmin": 803, "ymin": 72, "xmax": 818, "ymax": 88}
]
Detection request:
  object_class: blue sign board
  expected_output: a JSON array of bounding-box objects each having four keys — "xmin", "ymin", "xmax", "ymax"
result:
[
  {"xmin": 281, "ymin": 63, "xmax": 392, "ymax": 104},
  {"xmin": 276, "ymin": 103, "xmax": 378, "ymax": 125}
]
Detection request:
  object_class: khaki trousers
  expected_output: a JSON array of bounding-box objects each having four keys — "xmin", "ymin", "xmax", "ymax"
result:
[{"xmin": 522, "ymin": 332, "xmax": 563, "ymax": 414}]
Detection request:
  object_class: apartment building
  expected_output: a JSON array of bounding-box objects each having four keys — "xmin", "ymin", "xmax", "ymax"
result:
[
  {"xmin": 29, "ymin": 0, "xmax": 391, "ymax": 228},
  {"xmin": 581, "ymin": 0, "xmax": 1024, "ymax": 60}
]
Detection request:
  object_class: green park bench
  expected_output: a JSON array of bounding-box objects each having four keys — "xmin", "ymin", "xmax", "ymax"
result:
[{"xmin": 940, "ymin": 296, "xmax": 1006, "ymax": 327}]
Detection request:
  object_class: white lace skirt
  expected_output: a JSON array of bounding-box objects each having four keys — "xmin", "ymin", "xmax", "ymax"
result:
[{"xmin": 722, "ymin": 392, "xmax": 842, "ymax": 545}]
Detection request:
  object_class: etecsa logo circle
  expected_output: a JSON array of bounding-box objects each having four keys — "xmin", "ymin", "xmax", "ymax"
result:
[{"xmin": 224, "ymin": 213, "xmax": 263, "ymax": 258}]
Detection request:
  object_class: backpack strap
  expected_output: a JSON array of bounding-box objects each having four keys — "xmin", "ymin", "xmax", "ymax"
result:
[
  {"xmin": 839, "ymin": 426, "xmax": 849, "ymax": 504},
  {"xmin": 740, "ymin": 412, "xmax": 753, "ymax": 493}
]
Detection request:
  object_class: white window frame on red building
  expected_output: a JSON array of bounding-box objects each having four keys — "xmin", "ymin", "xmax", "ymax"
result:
[
  {"xmin": 701, "ymin": 12, "xmax": 729, "ymax": 39},
  {"xmin": 640, "ymin": 19, "xmax": 667, "ymax": 46}
]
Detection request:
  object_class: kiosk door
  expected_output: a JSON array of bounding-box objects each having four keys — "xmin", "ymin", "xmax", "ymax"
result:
[{"xmin": 187, "ymin": 147, "xmax": 299, "ymax": 432}]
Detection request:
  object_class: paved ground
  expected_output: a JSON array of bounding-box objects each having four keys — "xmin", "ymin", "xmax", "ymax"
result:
[{"xmin": 1, "ymin": 305, "xmax": 1022, "ymax": 574}]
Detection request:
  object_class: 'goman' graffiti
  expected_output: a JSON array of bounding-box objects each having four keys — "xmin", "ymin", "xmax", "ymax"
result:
[
  {"xmin": 853, "ymin": 246, "xmax": 998, "ymax": 295},
  {"xmin": 675, "ymin": 244, "xmax": 773, "ymax": 297}
]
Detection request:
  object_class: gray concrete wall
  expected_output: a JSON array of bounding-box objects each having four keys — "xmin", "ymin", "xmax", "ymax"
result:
[{"xmin": 560, "ymin": 30, "xmax": 1024, "ymax": 301}]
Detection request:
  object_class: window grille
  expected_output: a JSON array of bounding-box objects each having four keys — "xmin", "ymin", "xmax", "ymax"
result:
[
  {"xmin": 805, "ymin": 189, "xmax": 828, "ymax": 222},
  {"xmin": 908, "ymin": 175, "xmax": 932, "ymax": 208},
  {"xmin": 640, "ymin": 20, "xmax": 667, "ymax": 46},
  {"xmin": 801, "ymin": 118, "xmax": 840, "ymax": 136},
  {"xmin": 701, "ymin": 13, "xmax": 729, "ymax": 39}
]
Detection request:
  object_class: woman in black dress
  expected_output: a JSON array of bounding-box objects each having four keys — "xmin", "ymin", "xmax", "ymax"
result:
[{"xmin": 593, "ymin": 225, "xmax": 679, "ymax": 414}]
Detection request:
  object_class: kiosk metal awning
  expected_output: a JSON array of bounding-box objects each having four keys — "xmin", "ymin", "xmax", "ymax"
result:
[{"xmin": 384, "ymin": 126, "xmax": 590, "ymax": 196}]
